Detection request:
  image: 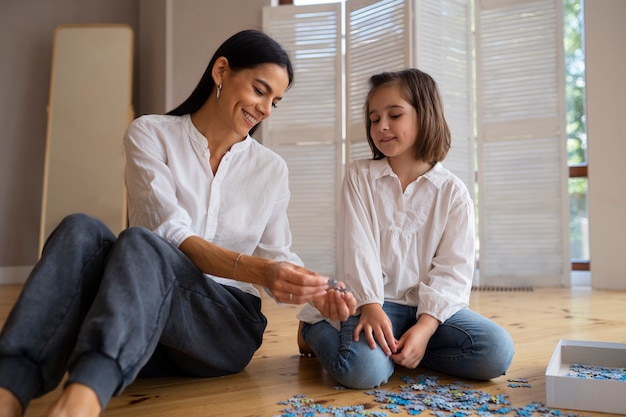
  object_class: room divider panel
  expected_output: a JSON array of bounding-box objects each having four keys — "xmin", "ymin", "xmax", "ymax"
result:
[{"xmin": 40, "ymin": 24, "xmax": 133, "ymax": 253}]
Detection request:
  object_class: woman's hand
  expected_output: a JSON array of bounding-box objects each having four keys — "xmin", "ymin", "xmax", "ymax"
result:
[
  {"xmin": 179, "ymin": 237, "xmax": 330, "ymax": 303},
  {"xmin": 354, "ymin": 303, "xmax": 398, "ymax": 356},
  {"xmin": 311, "ymin": 283, "xmax": 357, "ymax": 321},
  {"xmin": 390, "ymin": 314, "xmax": 439, "ymax": 368},
  {"xmin": 265, "ymin": 261, "xmax": 330, "ymax": 304}
]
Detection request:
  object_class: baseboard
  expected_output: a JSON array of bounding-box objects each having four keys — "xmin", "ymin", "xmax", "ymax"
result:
[
  {"xmin": 472, "ymin": 269, "xmax": 591, "ymax": 288},
  {"xmin": 0, "ymin": 265, "xmax": 32, "ymax": 284}
]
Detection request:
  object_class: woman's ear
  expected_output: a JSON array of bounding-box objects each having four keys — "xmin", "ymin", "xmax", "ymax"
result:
[{"xmin": 212, "ymin": 56, "xmax": 229, "ymax": 87}]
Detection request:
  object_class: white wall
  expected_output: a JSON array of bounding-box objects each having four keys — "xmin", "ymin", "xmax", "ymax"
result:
[
  {"xmin": 138, "ymin": 0, "xmax": 272, "ymax": 115},
  {"xmin": 0, "ymin": 0, "xmax": 139, "ymax": 283},
  {"xmin": 585, "ymin": 0, "xmax": 626, "ymax": 289}
]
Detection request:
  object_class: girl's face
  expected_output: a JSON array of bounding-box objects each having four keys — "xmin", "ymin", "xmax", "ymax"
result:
[
  {"xmin": 219, "ymin": 63, "xmax": 290, "ymax": 138},
  {"xmin": 368, "ymin": 84, "xmax": 419, "ymax": 160}
]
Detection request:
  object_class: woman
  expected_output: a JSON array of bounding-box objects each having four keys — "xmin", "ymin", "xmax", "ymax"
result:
[
  {"xmin": 297, "ymin": 68, "xmax": 513, "ymax": 389},
  {"xmin": 0, "ymin": 29, "xmax": 355, "ymax": 417}
]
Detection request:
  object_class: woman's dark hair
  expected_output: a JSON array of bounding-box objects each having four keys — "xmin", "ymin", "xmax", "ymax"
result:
[
  {"xmin": 364, "ymin": 68, "xmax": 451, "ymax": 162},
  {"xmin": 167, "ymin": 29, "xmax": 294, "ymax": 136}
]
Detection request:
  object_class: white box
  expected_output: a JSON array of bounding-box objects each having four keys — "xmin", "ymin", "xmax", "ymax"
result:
[{"xmin": 546, "ymin": 339, "xmax": 626, "ymax": 414}]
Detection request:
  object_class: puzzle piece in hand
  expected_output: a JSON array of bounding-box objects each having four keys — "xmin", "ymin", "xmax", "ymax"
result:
[{"xmin": 327, "ymin": 278, "xmax": 348, "ymax": 293}]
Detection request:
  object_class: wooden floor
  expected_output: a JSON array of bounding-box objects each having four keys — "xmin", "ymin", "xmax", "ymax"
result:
[{"xmin": 1, "ymin": 284, "xmax": 626, "ymax": 416}]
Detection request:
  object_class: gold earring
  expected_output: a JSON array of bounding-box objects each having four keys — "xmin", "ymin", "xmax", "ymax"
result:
[{"xmin": 216, "ymin": 83, "xmax": 222, "ymax": 99}]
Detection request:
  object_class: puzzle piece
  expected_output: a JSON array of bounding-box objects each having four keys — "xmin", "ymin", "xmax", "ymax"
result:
[{"xmin": 327, "ymin": 277, "xmax": 348, "ymax": 293}]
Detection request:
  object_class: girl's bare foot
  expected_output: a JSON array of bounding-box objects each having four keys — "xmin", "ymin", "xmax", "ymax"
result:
[
  {"xmin": 43, "ymin": 383, "xmax": 101, "ymax": 417},
  {"xmin": 0, "ymin": 387, "xmax": 22, "ymax": 417}
]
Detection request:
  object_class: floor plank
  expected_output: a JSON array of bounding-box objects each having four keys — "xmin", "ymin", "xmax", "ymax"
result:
[{"xmin": 1, "ymin": 284, "xmax": 625, "ymax": 416}]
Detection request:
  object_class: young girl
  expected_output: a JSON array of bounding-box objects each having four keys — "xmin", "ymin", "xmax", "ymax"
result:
[
  {"xmin": 297, "ymin": 68, "xmax": 514, "ymax": 389},
  {"xmin": 0, "ymin": 30, "xmax": 355, "ymax": 417}
]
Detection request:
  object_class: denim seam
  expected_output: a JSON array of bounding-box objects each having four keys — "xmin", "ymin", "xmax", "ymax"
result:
[{"xmin": 121, "ymin": 277, "xmax": 176, "ymax": 386}]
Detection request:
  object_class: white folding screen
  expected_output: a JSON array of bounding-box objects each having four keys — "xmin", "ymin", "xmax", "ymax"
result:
[
  {"xmin": 263, "ymin": 4, "xmax": 343, "ymax": 277},
  {"xmin": 264, "ymin": 0, "xmax": 473, "ymax": 278},
  {"xmin": 414, "ymin": 0, "xmax": 474, "ymax": 193},
  {"xmin": 475, "ymin": 0, "xmax": 569, "ymax": 287},
  {"xmin": 345, "ymin": 0, "xmax": 412, "ymax": 162}
]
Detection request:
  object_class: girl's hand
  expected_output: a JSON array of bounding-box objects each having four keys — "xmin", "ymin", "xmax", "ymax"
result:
[
  {"xmin": 390, "ymin": 314, "xmax": 439, "ymax": 368},
  {"xmin": 311, "ymin": 285, "xmax": 357, "ymax": 321},
  {"xmin": 354, "ymin": 304, "xmax": 398, "ymax": 356}
]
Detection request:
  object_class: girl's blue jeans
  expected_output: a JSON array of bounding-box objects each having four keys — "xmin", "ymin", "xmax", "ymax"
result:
[
  {"xmin": 0, "ymin": 214, "xmax": 267, "ymax": 411},
  {"xmin": 301, "ymin": 302, "xmax": 514, "ymax": 389}
]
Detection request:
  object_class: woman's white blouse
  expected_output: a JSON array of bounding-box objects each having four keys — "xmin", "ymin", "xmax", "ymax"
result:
[
  {"xmin": 299, "ymin": 158, "xmax": 475, "ymax": 325},
  {"xmin": 124, "ymin": 114, "xmax": 303, "ymax": 297}
]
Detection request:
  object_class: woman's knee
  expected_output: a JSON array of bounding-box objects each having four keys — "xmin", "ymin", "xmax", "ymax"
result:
[
  {"xmin": 116, "ymin": 226, "xmax": 177, "ymax": 254},
  {"xmin": 58, "ymin": 213, "xmax": 107, "ymax": 233},
  {"xmin": 43, "ymin": 213, "xmax": 116, "ymax": 253},
  {"xmin": 117, "ymin": 225, "xmax": 154, "ymax": 243},
  {"xmin": 109, "ymin": 227, "xmax": 186, "ymax": 287},
  {"xmin": 114, "ymin": 227, "xmax": 171, "ymax": 258}
]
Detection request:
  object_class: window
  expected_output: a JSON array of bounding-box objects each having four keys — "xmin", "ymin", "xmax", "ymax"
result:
[{"xmin": 564, "ymin": 0, "xmax": 589, "ymax": 270}]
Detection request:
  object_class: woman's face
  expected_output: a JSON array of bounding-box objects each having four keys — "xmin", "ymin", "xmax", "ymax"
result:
[
  {"xmin": 218, "ymin": 63, "xmax": 290, "ymax": 138},
  {"xmin": 367, "ymin": 83, "xmax": 419, "ymax": 160}
]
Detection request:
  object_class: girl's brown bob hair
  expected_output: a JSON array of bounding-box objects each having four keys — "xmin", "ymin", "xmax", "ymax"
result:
[{"xmin": 364, "ymin": 68, "xmax": 451, "ymax": 162}]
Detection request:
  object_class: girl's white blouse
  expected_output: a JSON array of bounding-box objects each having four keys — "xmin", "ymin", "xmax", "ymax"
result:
[{"xmin": 299, "ymin": 158, "xmax": 475, "ymax": 325}]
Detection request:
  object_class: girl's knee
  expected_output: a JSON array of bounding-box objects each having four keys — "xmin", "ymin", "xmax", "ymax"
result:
[
  {"xmin": 474, "ymin": 327, "xmax": 515, "ymax": 379},
  {"xmin": 337, "ymin": 366, "xmax": 393, "ymax": 389},
  {"xmin": 333, "ymin": 345, "xmax": 394, "ymax": 389},
  {"xmin": 335, "ymin": 359, "xmax": 393, "ymax": 389},
  {"xmin": 492, "ymin": 328, "xmax": 515, "ymax": 376}
]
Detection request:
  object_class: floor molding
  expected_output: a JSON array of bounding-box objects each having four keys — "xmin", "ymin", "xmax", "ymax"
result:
[
  {"xmin": 472, "ymin": 285, "xmax": 534, "ymax": 292},
  {"xmin": 0, "ymin": 265, "xmax": 32, "ymax": 284}
]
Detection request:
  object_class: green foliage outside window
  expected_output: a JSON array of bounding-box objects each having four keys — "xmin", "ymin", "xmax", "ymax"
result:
[
  {"xmin": 564, "ymin": 0, "xmax": 586, "ymax": 168},
  {"xmin": 564, "ymin": 0, "xmax": 589, "ymax": 261}
]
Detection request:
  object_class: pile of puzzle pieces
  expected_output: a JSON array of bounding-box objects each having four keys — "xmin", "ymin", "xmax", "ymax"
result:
[
  {"xmin": 565, "ymin": 363, "xmax": 626, "ymax": 381},
  {"xmin": 273, "ymin": 374, "xmax": 583, "ymax": 417}
]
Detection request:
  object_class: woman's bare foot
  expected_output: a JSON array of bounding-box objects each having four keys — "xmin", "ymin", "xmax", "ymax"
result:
[
  {"xmin": 0, "ymin": 387, "xmax": 22, "ymax": 417},
  {"xmin": 297, "ymin": 321, "xmax": 316, "ymax": 357},
  {"xmin": 43, "ymin": 383, "xmax": 101, "ymax": 417}
]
